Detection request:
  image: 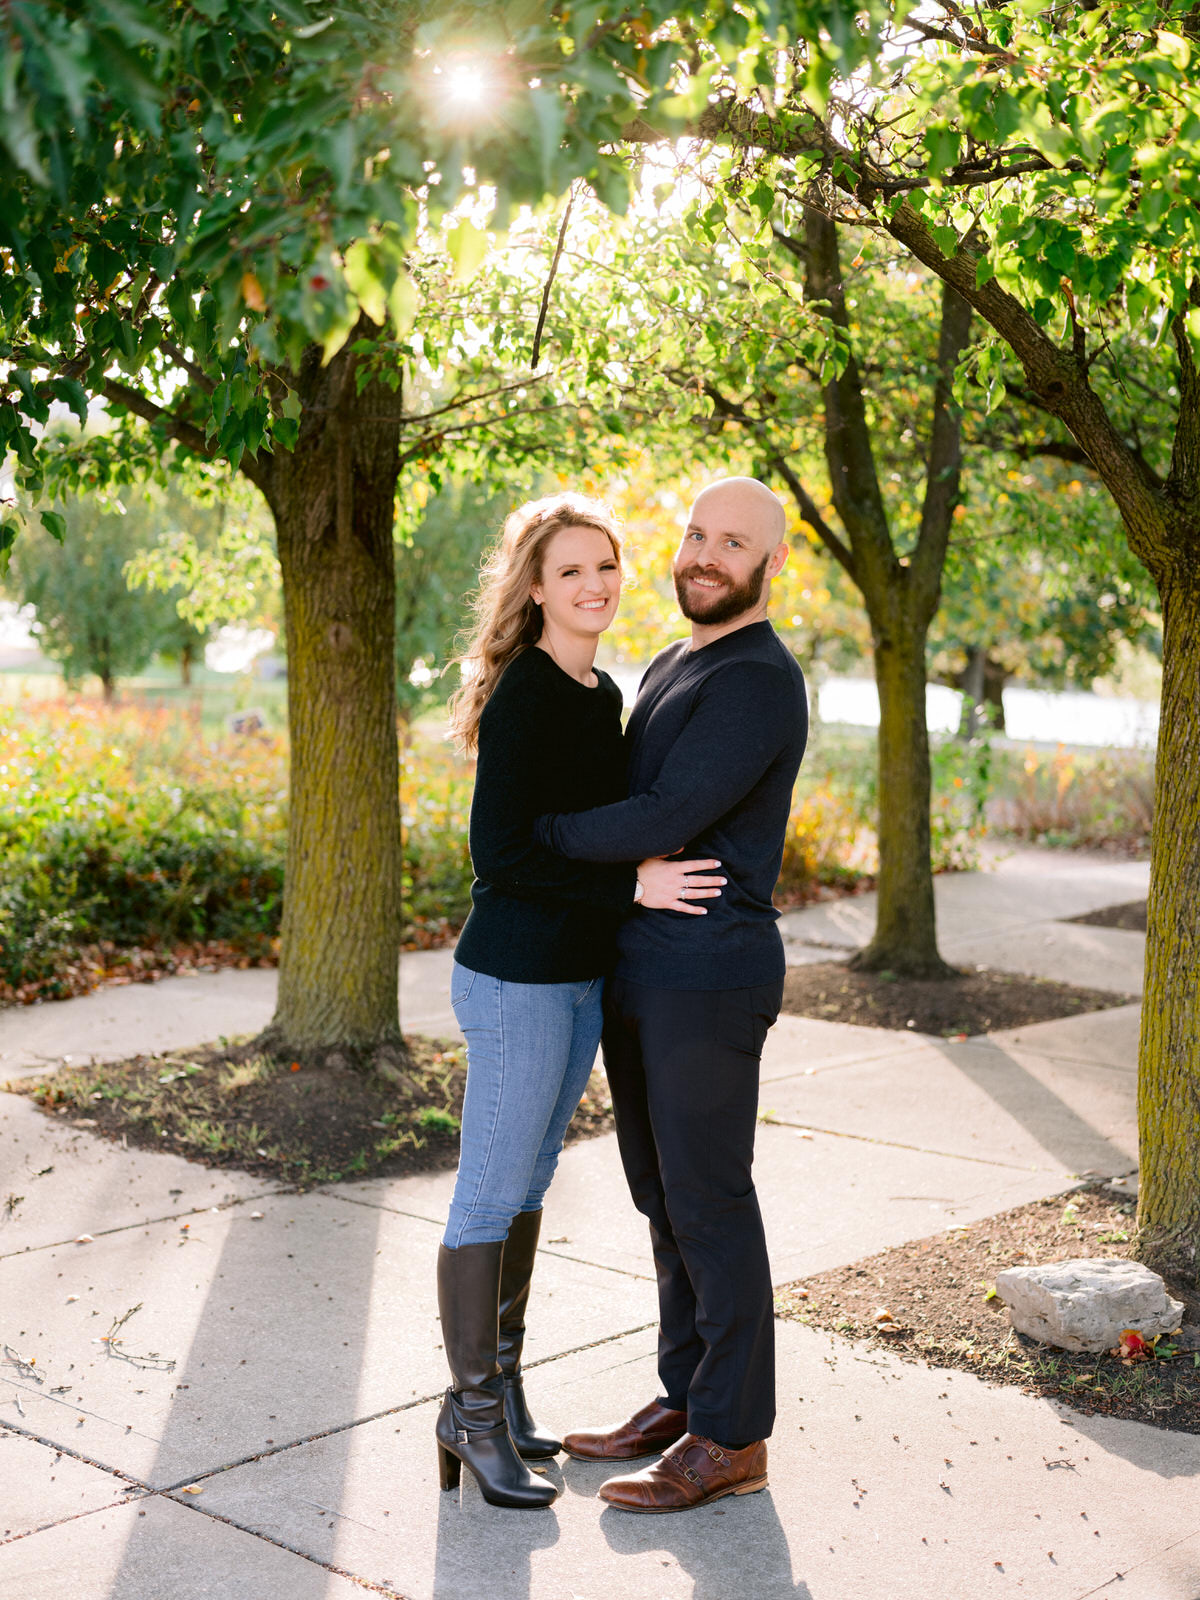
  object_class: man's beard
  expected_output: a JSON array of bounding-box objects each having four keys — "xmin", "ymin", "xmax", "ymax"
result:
[{"xmin": 674, "ymin": 551, "xmax": 770, "ymax": 625}]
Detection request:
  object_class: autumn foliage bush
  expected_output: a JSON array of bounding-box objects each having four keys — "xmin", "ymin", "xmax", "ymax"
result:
[
  {"xmin": 0, "ymin": 698, "xmax": 1152, "ymax": 1005},
  {"xmin": 988, "ymin": 744, "xmax": 1154, "ymax": 854},
  {"xmin": 0, "ymin": 701, "xmax": 474, "ymax": 999}
]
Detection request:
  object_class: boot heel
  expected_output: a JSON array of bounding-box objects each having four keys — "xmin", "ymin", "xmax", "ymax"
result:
[{"xmin": 438, "ymin": 1442, "xmax": 461, "ymax": 1491}]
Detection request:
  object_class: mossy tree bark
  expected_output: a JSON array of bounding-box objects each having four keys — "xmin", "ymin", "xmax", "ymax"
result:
[
  {"xmin": 861, "ymin": 192, "xmax": 1200, "ymax": 1277},
  {"xmin": 251, "ymin": 331, "xmax": 405, "ymax": 1056},
  {"xmin": 764, "ymin": 210, "xmax": 973, "ymax": 976},
  {"xmin": 1137, "ymin": 575, "xmax": 1200, "ymax": 1281}
]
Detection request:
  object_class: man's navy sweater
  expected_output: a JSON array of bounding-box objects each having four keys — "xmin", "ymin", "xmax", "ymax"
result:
[{"xmin": 537, "ymin": 619, "xmax": 808, "ymax": 991}]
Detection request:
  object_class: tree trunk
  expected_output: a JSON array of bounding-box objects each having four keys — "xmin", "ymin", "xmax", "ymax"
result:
[
  {"xmin": 1137, "ymin": 572, "xmax": 1200, "ymax": 1287},
  {"xmin": 853, "ymin": 600, "xmax": 956, "ymax": 978},
  {"xmin": 259, "ymin": 339, "xmax": 405, "ymax": 1058},
  {"xmin": 983, "ymin": 656, "xmax": 1006, "ymax": 733},
  {"xmin": 958, "ymin": 645, "xmax": 985, "ymax": 739},
  {"xmin": 181, "ymin": 639, "xmax": 194, "ymax": 687}
]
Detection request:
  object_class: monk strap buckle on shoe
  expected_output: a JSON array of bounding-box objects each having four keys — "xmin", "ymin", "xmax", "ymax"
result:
[
  {"xmin": 707, "ymin": 1445, "xmax": 728, "ymax": 1464},
  {"xmin": 682, "ymin": 1465, "xmax": 701, "ymax": 1484}
]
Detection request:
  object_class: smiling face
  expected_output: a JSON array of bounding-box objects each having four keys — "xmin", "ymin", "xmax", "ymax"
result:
[
  {"xmin": 673, "ymin": 479, "xmax": 788, "ymax": 630},
  {"xmin": 530, "ymin": 523, "xmax": 622, "ymax": 640}
]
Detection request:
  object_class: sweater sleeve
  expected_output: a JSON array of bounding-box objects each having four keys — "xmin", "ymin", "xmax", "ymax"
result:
[
  {"xmin": 469, "ymin": 692, "xmax": 638, "ymax": 911},
  {"xmin": 536, "ymin": 661, "xmax": 798, "ymax": 863}
]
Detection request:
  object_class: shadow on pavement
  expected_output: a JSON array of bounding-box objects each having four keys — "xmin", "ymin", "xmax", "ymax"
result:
[
  {"xmin": 933, "ymin": 1038, "xmax": 1137, "ymax": 1177},
  {"xmin": 104, "ymin": 1197, "xmax": 385, "ymax": 1596},
  {"xmin": 599, "ymin": 1489, "xmax": 812, "ymax": 1600},
  {"xmin": 432, "ymin": 1459, "xmax": 562, "ymax": 1599}
]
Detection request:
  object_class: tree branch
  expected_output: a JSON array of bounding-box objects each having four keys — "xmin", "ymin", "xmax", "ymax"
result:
[
  {"xmin": 911, "ymin": 275, "xmax": 973, "ymax": 619},
  {"xmin": 531, "ymin": 186, "xmax": 576, "ymax": 369},
  {"xmin": 768, "ymin": 452, "xmax": 860, "ymax": 585},
  {"xmin": 159, "ymin": 340, "xmax": 217, "ymax": 395},
  {"xmin": 898, "ymin": 12, "xmax": 1013, "ymax": 58},
  {"xmin": 803, "ymin": 207, "xmax": 894, "ymax": 592},
  {"xmin": 102, "ymin": 377, "xmax": 270, "ymax": 493},
  {"xmin": 1169, "ymin": 288, "xmax": 1200, "ymax": 501}
]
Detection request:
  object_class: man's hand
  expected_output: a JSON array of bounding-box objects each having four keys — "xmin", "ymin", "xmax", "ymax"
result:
[{"xmin": 636, "ymin": 857, "xmax": 726, "ymax": 916}]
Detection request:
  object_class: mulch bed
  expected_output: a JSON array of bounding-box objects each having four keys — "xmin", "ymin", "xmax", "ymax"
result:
[
  {"xmin": 1064, "ymin": 900, "xmax": 1148, "ymax": 933},
  {"xmin": 0, "ymin": 921, "xmax": 458, "ymax": 1009},
  {"xmin": 6, "ymin": 1039, "xmax": 614, "ymax": 1187},
  {"xmin": 0, "ymin": 939, "xmax": 278, "ymax": 1008},
  {"xmin": 776, "ymin": 1187, "xmax": 1200, "ymax": 1433},
  {"xmin": 781, "ymin": 961, "xmax": 1133, "ymax": 1038}
]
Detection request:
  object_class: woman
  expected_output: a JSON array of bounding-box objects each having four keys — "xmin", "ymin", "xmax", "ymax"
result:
[{"xmin": 437, "ymin": 493, "xmax": 724, "ymax": 1509}]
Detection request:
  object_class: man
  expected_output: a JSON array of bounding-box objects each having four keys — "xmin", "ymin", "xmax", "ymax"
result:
[{"xmin": 535, "ymin": 476, "xmax": 808, "ymax": 1512}]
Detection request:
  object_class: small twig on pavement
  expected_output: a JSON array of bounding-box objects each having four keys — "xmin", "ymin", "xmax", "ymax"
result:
[{"xmin": 101, "ymin": 1304, "xmax": 177, "ymax": 1372}]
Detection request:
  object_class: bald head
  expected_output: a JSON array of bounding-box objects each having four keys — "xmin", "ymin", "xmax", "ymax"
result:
[
  {"xmin": 674, "ymin": 477, "xmax": 790, "ymax": 640},
  {"xmin": 690, "ymin": 478, "xmax": 787, "ymax": 553}
]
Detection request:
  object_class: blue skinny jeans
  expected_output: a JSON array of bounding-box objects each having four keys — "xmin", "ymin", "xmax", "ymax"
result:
[{"xmin": 443, "ymin": 961, "xmax": 603, "ymax": 1249}]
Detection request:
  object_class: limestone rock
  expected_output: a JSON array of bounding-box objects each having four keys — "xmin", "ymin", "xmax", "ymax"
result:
[{"xmin": 995, "ymin": 1257, "xmax": 1184, "ymax": 1354}]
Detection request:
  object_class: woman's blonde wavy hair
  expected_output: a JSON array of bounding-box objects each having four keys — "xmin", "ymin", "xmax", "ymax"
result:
[{"xmin": 448, "ymin": 492, "xmax": 621, "ymax": 754}]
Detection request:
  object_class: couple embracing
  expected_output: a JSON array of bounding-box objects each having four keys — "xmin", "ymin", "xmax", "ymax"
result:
[{"xmin": 436, "ymin": 476, "xmax": 808, "ymax": 1514}]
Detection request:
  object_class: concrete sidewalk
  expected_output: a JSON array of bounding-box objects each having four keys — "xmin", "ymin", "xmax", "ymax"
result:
[{"xmin": 4, "ymin": 846, "xmax": 1193, "ymax": 1600}]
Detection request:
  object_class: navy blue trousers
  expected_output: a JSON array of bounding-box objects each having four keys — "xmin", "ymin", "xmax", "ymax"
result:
[{"xmin": 601, "ymin": 975, "xmax": 783, "ymax": 1445}]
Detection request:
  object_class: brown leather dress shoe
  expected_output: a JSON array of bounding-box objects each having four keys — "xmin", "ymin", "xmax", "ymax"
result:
[
  {"xmin": 598, "ymin": 1434, "xmax": 768, "ymax": 1513},
  {"xmin": 562, "ymin": 1399, "xmax": 687, "ymax": 1462}
]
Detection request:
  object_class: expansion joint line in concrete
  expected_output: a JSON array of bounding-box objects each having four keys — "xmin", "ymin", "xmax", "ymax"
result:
[
  {"xmin": 759, "ymin": 1112, "xmax": 1068, "ymax": 1173},
  {"xmin": 1072, "ymin": 1521, "xmax": 1200, "ymax": 1600},
  {"xmin": 166, "ymin": 1495, "xmax": 416, "ymax": 1599},
  {"xmin": 143, "ymin": 1318, "xmax": 659, "ymax": 1497},
  {"xmin": 0, "ymin": 1187, "xmax": 286, "ymax": 1262},
  {"xmin": 0, "ymin": 1417, "xmax": 151, "ymax": 1547},
  {"xmin": 319, "ymin": 1189, "xmax": 659, "ymax": 1282}
]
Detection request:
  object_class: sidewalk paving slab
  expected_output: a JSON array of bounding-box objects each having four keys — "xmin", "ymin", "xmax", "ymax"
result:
[
  {"xmin": 0, "ymin": 1095, "xmax": 270, "ymax": 1258},
  {"xmin": 0, "ymin": 1425, "xmax": 138, "ymax": 1543},
  {"xmin": 329, "ymin": 1120, "xmax": 1072, "ymax": 1287},
  {"xmin": 0, "ymin": 950, "xmax": 463, "ymax": 1082},
  {"xmin": 758, "ymin": 1033, "xmax": 1137, "ymax": 1177},
  {"xmin": 986, "ymin": 1002, "xmax": 1141, "ymax": 1072},
  {"xmin": 780, "ymin": 848, "xmax": 1149, "ymax": 954},
  {"xmin": 0, "ymin": 1492, "xmax": 368, "ymax": 1600},
  {"xmin": 759, "ymin": 1014, "xmax": 931, "ymax": 1083},
  {"xmin": 0, "ymin": 1190, "xmax": 655, "ymax": 1488},
  {"xmin": 947, "ymin": 921, "xmax": 1146, "ymax": 996},
  {"xmin": 193, "ymin": 1318, "xmax": 1200, "ymax": 1600}
]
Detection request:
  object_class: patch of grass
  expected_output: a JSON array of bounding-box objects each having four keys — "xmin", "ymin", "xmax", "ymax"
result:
[
  {"xmin": 7, "ymin": 1038, "xmax": 614, "ymax": 1187},
  {"xmin": 776, "ymin": 1186, "xmax": 1200, "ymax": 1433}
]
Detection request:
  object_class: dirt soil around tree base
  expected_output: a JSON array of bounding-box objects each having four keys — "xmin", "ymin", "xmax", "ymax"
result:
[
  {"xmin": 776, "ymin": 1187, "xmax": 1200, "ymax": 1434},
  {"xmin": 781, "ymin": 961, "xmax": 1134, "ymax": 1037},
  {"xmin": 7, "ymin": 1038, "xmax": 614, "ymax": 1188},
  {"xmin": 1064, "ymin": 900, "xmax": 1148, "ymax": 932}
]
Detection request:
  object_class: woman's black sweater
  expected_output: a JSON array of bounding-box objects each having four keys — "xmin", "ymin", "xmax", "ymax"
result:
[{"xmin": 453, "ymin": 646, "xmax": 636, "ymax": 983}]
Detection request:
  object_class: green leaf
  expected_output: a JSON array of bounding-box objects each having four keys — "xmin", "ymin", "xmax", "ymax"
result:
[
  {"xmin": 975, "ymin": 256, "xmax": 995, "ymax": 289},
  {"xmin": 51, "ymin": 377, "xmax": 91, "ymax": 424},
  {"xmin": 446, "ymin": 220, "xmax": 489, "ymax": 283},
  {"xmin": 0, "ymin": 517, "xmax": 17, "ymax": 576},
  {"xmin": 40, "ymin": 509, "xmax": 67, "ymax": 543},
  {"xmin": 343, "ymin": 239, "xmax": 388, "ymax": 326},
  {"xmin": 924, "ymin": 123, "xmax": 962, "ymax": 177},
  {"xmin": 748, "ymin": 181, "xmax": 775, "ymax": 224}
]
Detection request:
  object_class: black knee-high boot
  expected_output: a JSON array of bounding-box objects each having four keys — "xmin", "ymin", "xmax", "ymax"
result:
[
  {"xmin": 435, "ymin": 1241, "xmax": 557, "ymax": 1508},
  {"xmin": 498, "ymin": 1209, "xmax": 561, "ymax": 1459}
]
